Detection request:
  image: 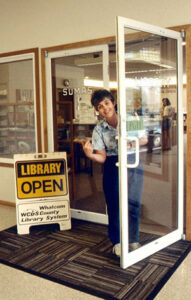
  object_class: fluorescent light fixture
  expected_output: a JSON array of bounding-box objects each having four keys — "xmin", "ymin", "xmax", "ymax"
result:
[
  {"xmin": 84, "ymin": 79, "xmax": 103, "ymax": 87},
  {"xmin": 110, "ymin": 81, "xmax": 118, "ymax": 89},
  {"xmin": 84, "ymin": 79, "xmax": 117, "ymax": 88},
  {"xmin": 125, "ymin": 68, "xmax": 175, "ymax": 74},
  {"xmin": 84, "ymin": 75, "xmax": 186, "ymax": 89}
]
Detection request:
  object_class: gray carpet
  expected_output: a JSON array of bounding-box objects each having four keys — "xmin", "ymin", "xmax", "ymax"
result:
[{"xmin": 0, "ymin": 219, "xmax": 190, "ymax": 300}]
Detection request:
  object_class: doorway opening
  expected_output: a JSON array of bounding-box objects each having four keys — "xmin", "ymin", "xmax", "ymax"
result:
[{"xmin": 43, "ymin": 19, "xmax": 185, "ymax": 267}]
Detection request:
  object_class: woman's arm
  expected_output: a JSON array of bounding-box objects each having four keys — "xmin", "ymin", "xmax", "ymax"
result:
[
  {"xmin": 139, "ymin": 135, "xmax": 148, "ymax": 146},
  {"xmin": 128, "ymin": 134, "xmax": 148, "ymax": 148},
  {"xmin": 82, "ymin": 140, "xmax": 106, "ymax": 163}
]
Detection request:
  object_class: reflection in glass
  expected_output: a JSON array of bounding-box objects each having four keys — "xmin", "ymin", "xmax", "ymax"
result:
[
  {"xmin": 0, "ymin": 59, "xmax": 35, "ymax": 158},
  {"xmin": 51, "ymin": 52, "xmax": 106, "ymax": 214},
  {"xmin": 124, "ymin": 28, "xmax": 178, "ymax": 249}
]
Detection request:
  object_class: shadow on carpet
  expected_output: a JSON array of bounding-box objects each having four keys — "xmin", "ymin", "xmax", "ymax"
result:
[{"xmin": 0, "ymin": 219, "xmax": 191, "ymax": 300}]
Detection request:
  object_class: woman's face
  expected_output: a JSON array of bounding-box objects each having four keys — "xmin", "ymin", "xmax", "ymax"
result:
[
  {"xmin": 163, "ymin": 99, "xmax": 166, "ymax": 106},
  {"xmin": 97, "ymin": 97, "xmax": 116, "ymax": 120}
]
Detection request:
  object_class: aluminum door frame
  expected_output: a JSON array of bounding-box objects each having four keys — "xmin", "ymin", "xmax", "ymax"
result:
[
  {"xmin": 116, "ymin": 16, "xmax": 184, "ymax": 269},
  {"xmin": 45, "ymin": 44, "xmax": 109, "ymax": 224}
]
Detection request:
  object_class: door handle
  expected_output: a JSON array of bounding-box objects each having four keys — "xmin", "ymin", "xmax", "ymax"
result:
[
  {"xmin": 115, "ymin": 136, "xmax": 139, "ymax": 168},
  {"xmin": 126, "ymin": 136, "xmax": 139, "ymax": 168}
]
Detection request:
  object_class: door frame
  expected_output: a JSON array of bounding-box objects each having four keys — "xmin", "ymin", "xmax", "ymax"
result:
[
  {"xmin": 43, "ymin": 44, "xmax": 109, "ymax": 224},
  {"xmin": 116, "ymin": 16, "xmax": 184, "ymax": 268}
]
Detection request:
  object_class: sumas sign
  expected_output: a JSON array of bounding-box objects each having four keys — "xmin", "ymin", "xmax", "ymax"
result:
[{"xmin": 14, "ymin": 153, "xmax": 71, "ymax": 235}]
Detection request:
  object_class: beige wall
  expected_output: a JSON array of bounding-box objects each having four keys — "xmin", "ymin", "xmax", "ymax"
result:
[
  {"xmin": 0, "ymin": 0, "xmax": 189, "ymax": 203},
  {"xmin": 0, "ymin": 0, "xmax": 191, "ymax": 53}
]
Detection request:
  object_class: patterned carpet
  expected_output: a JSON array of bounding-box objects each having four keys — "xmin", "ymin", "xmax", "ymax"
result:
[{"xmin": 0, "ymin": 219, "xmax": 190, "ymax": 300}]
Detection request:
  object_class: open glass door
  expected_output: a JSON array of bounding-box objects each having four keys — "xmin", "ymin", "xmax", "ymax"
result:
[
  {"xmin": 45, "ymin": 45, "xmax": 109, "ymax": 224},
  {"xmin": 116, "ymin": 17, "xmax": 184, "ymax": 268}
]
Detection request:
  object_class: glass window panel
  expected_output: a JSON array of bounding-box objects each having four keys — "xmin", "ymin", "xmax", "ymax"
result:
[
  {"xmin": 0, "ymin": 59, "xmax": 36, "ymax": 158},
  {"xmin": 51, "ymin": 51, "xmax": 107, "ymax": 214},
  {"xmin": 123, "ymin": 27, "xmax": 178, "ymax": 249}
]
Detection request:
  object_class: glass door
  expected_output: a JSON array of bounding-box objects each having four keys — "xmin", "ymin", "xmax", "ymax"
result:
[
  {"xmin": 45, "ymin": 45, "xmax": 109, "ymax": 224},
  {"xmin": 116, "ymin": 17, "xmax": 184, "ymax": 268}
]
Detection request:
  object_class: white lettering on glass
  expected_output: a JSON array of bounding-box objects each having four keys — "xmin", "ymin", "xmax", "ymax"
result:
[{"xmin": 62, "ymin": 87, "xmax": 92, "ymax": 96}]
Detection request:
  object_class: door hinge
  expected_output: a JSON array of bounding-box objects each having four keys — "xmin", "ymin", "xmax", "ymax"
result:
[
  {"xmin": 181, "ymin": 29, "xmax": 186, "ymax": 40},
  {"xmin": 181, "ymin": 233, "xmax": 186, "ymax": 240}
]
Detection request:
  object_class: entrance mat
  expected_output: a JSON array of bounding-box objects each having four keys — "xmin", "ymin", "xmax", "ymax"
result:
[{"xmin": 0, "ymin": 220, "xmax": 191, "ymax": 300}]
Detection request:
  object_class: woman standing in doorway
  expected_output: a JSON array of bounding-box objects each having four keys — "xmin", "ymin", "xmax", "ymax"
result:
[{"xmin": 83, "ymin": 89, "xmax": 147, "ymax": 257}]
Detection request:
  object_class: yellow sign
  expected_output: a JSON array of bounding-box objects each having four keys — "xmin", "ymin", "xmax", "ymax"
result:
[{"xmin": 16, "ymin": 159, "xmax": 68, "ymax": 199}]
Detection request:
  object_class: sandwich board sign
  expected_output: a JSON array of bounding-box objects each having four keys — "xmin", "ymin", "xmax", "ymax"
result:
[{"xmin": 14, "ymin": 152, "xmax": 71, "ymax": 235}]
